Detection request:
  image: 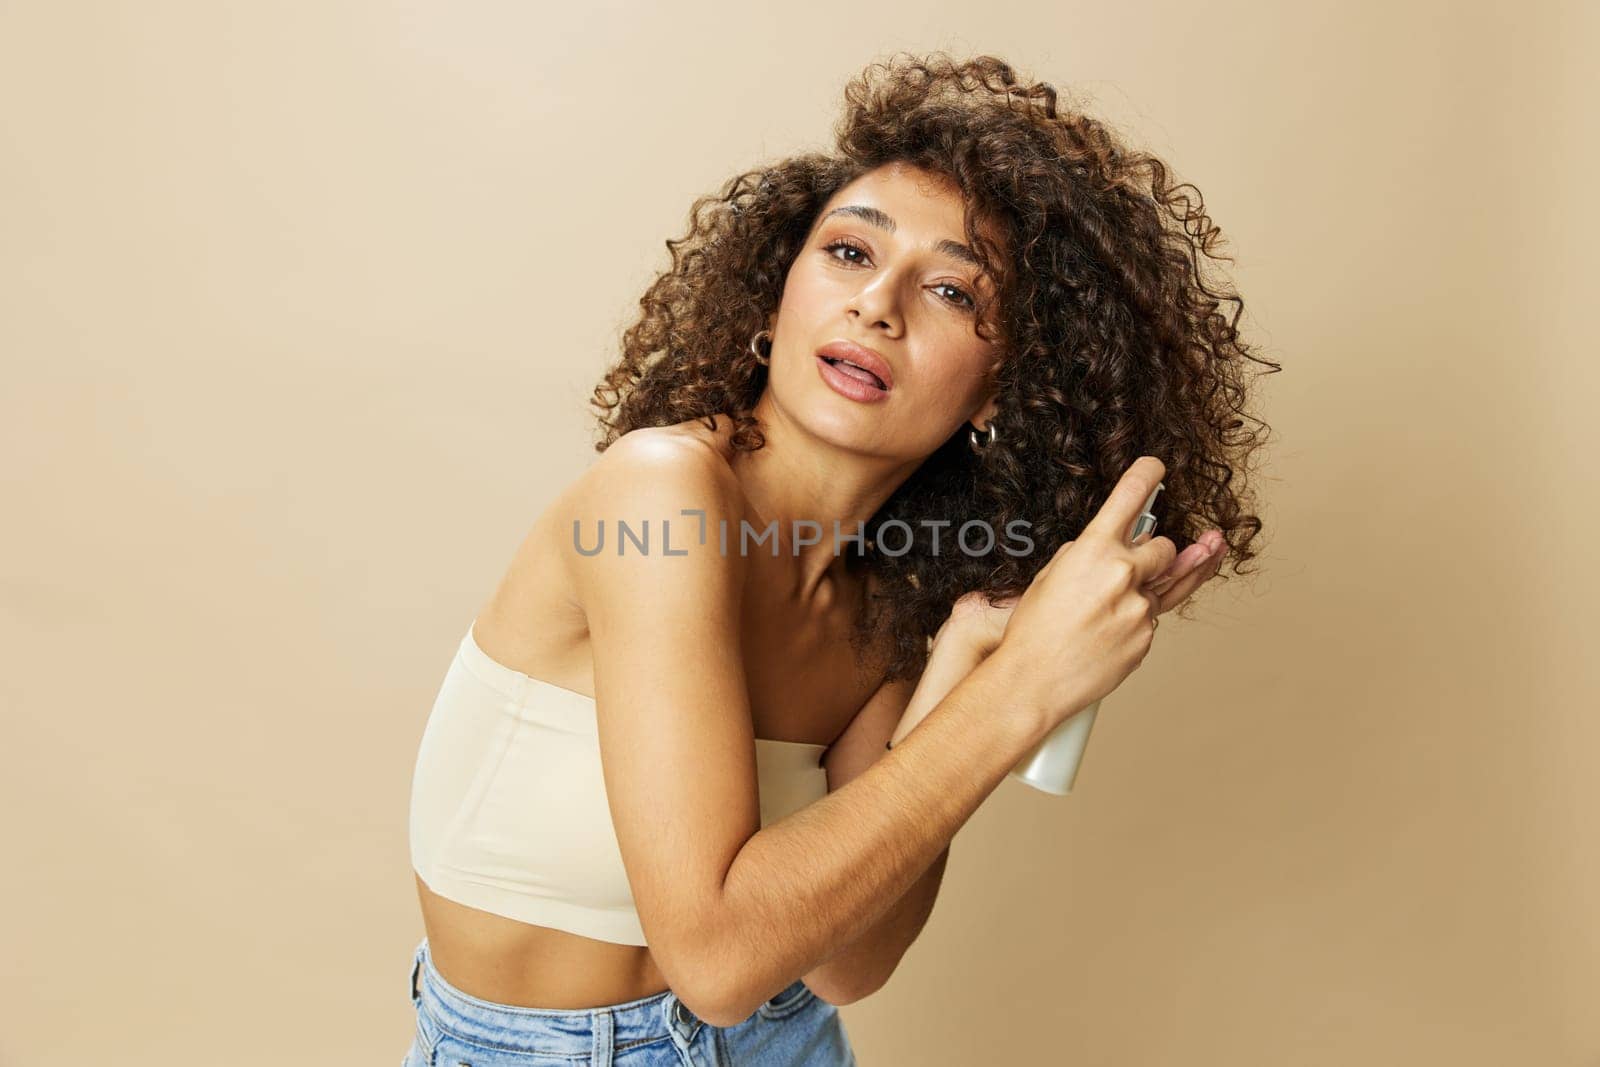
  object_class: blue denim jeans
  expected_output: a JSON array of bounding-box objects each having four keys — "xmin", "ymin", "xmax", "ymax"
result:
[{"xmin": 402, "ymin": 938, "xmax": 858, "ymax": 1066}]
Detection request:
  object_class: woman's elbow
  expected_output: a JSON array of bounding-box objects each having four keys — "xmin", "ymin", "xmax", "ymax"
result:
[
  {"xmin": 674, "ymin": 963, "xmax": 760, "ymax": 1028},
  {"xmin": 689, "ymin": 990, "xmax": 758, "ymax": 1029},
  {"xmin": 677, "ymin": 951, "xmax": 790, "ymax": 1028},
  {"xmin": 828, "ymin": 972, "xmax": 887, "ymax": 1007},
  {"xmin": 651, "ymin": 925, "xmax": 758, "ymax": 1028}
]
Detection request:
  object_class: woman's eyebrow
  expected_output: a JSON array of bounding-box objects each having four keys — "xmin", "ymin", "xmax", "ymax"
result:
[{"xmin": 819, "ymin": 204, "xmax": 984, "ymax": 270}]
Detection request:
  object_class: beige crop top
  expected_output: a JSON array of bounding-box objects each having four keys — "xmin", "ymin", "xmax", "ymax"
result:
[{"xmin": 409, "ymin": 622, "xmax": 830, "ymax": 946}]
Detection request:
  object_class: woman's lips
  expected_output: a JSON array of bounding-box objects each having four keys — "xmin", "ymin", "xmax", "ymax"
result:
[
  {"xmin": 816, "ymin": 354, "xmax": 890, "ymax": 404},
  {"xmin": 816, "ymin": 341, "xmax": 894, "ymax": 389}
]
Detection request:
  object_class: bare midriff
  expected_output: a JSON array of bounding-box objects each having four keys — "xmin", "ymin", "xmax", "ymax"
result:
[{"xmin": 415, "ymin": 873, "xmax": 673, "ymax": 1008}]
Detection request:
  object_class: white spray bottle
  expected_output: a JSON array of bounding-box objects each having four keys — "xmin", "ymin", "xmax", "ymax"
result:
[{"xmin": 1007, "ymin": 480, "xmax": 1165, "ymax": 795}]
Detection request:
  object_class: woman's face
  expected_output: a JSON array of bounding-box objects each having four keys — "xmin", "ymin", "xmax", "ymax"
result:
[{"xmin": 765, "ymin": 161, "xmax": 1004, "ymax": 460}]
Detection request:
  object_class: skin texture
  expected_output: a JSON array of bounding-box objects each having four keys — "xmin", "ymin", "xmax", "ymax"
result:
[{"xmin": 414, "ymin": 161, "xmax": 1227, "ymax": 1025}]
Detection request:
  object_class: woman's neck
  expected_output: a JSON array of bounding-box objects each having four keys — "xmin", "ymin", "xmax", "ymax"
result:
[{"xmin": 715, "ymin": 401, "xmax": 921, "ymax": 603}]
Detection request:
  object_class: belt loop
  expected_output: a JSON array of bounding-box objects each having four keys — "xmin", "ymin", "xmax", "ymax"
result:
[
  {"xmin": 409, "ymin": 940, "xmax": 425, "ymax": 1006},
  {"xmin": 591, "ymin": 1007, "xmax": 615, "ymax": 1066}
]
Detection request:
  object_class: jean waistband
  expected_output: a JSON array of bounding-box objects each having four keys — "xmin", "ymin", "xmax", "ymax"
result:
[{"xmin": 408, "ymin": 937, "xmax": 702, "ymax": 1056}]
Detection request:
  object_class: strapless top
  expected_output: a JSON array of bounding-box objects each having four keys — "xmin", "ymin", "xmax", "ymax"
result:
[{"xmin": 408, "ymin": 622, "xmax": 830, "ymax": 945}]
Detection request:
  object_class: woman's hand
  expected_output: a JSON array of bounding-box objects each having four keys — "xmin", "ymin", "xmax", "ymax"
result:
[
  {"xmin": 896, "ymin": 465, "xmax": 1230, "ymax": 744},
  {"xmin": 936, "ymin": 590, "xmax": 1022, "ymax": 662},
  {"xmin": 985, "ymin": 458, "xmax": 1211, "ymax": 728},
  {"xmin": 937, "ymin": 527, "xmax": 1228, "ymax": 663}
]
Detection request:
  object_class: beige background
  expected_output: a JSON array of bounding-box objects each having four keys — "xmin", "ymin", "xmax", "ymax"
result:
[{"xmin": 3, "ymin": 2, "xmax": 1595, "ymax": 1064}]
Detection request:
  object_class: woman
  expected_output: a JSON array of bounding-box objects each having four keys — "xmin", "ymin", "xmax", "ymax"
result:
[{"xmin": 404, "ymin": 52, "xmax": 1275, "ymax": 1066}]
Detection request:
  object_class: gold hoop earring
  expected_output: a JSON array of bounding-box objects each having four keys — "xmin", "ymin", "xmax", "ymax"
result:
[{"xmin": 749, "ymin": 329, "xmax": 772, "ymax": 367}]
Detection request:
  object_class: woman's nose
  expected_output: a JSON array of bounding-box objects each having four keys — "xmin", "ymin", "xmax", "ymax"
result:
[{"xmin": 849, "ymin": 277, "xmax": 904, "ymax": 335}]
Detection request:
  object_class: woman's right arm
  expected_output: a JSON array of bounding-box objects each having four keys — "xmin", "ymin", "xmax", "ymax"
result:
[
  {"xmin": 711, "ymin": 643, "xmax": 1055, "ymax": 1018},
  {"xmin": 568, "ymin": 435, "xmax": 1173, "ymax": 1026}
]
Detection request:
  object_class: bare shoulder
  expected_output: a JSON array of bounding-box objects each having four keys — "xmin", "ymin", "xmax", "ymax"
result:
[
  {"xmin": 552, "ymin": 423, "xmax": 746, "ymax": 589},
  {"xmin": 572, "ymin": 423, "xmax": 739, "ymax": 509}
]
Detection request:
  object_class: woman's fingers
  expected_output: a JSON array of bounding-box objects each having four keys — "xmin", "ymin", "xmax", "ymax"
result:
[
  {"xmin": 1153, "ymin": 541, "xmax": 1226, "ymax": 614},
  {"xmin": 1145, "ymin": 539, "xmax": 1213, "ymax": 593}
]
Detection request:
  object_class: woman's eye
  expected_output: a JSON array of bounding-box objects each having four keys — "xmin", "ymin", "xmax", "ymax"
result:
[
  {"xmin": 935, "ymin": 283, "xmax": 975, "ymax": 309},
  {"xmin": 822, "ymin": 239, "xmax": 869, "ymax": 265}
]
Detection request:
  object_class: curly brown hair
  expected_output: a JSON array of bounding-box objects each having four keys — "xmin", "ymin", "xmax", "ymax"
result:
[{"xmin": 589, "ymin": 51, "xmax": 1280, "ymax": 684}]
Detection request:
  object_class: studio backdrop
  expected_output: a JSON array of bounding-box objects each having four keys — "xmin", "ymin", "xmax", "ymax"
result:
[{"xmin": 2, "ymin": 3, "xmax": 1595, "ymax": 1065}]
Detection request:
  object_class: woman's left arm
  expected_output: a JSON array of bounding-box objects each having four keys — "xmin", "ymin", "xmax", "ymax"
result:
[{"xmin": 800, "ymin": 633, "xmax": 984, "ymax": 1005}]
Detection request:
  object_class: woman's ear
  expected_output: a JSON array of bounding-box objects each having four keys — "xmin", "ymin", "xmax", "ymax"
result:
[{"xmin": 970, "ymin": 394, "xmax": 999, "ymax": 431}]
